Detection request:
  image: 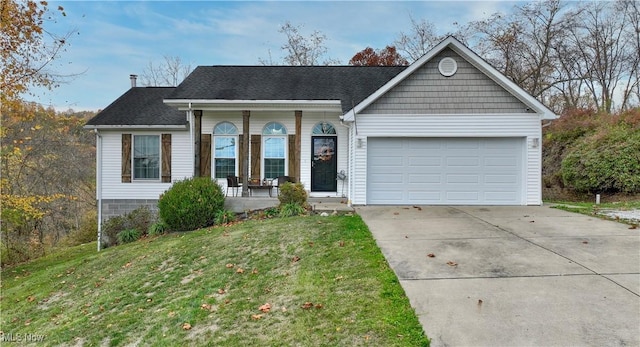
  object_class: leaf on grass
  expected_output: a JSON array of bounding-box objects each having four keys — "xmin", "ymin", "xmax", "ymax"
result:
[
  {"xmin": 236, "ymin": 268, "xmax": 244, "ymax": 274},
  {"xmin": 182, "ymin": 322, "xmax": 191, "ymax": 330},
  {"xmin": 252, "ymin": 268, "xmax": 259, "ymax": 274},
  {"xmin": 446, "ymin": 261, "xmax": 458, "ymax": 267},
  {"xmin": 339, "ymin": 240, "xmax": 345, "ymax": 247},
  {"xmin": 218, "ymin": 288, "xmax": 226, "ymax": 294},
  {"xmin": 201, "ymin": 303, "xmax": 212, "ymax": 310},
  {"xmin": 314, "ymin": 303, "xmax": 323, "ymax": 309},
  {"xmin": 427, "ymin": 253, "xmax": 436, "ymax": 258},
  {"xmin": 24, "ymin": 319, "xmax": 31, "ymax": 326},
  {"xmin": 122, "ymin": 262, "xmax": 132, "ymax": 268},
  {"xmin": 301, "ymin": 302, "xmax": 313, "ymax": 309},
  {"xmin": 27, "ymin": 296, "xmax": 35, "ymax": 302},
  {"xmin": 225, "ymin": 263, "xmax": 234, "ymax": 268},
  {"xmin": 292, "ymin": 256, "xmax": 300, "ymax": 262},
  {"xmin": 259, "ymin": 303, "xmax": 271, "ymax": 313},
  {"xmin": 251, "ymin": 314, "xmax": 263, "ymax": 320}
]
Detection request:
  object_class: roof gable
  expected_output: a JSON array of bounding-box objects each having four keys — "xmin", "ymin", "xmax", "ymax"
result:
[
  {"xmin": 85, "ymin": 87, "xmax": 186, "ymax": 128},
  {"xmin": 344, "ymin": 36, "xmax": 557, "ymax": 120},
  {"xmin": 165, "ymin": 66, "xmax": 406, "ymax": 113}
]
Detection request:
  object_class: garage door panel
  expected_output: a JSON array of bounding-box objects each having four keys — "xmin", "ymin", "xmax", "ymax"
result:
[
  {"xmin": 409, "ymin": 174, "xmax": 441, "ymax": 184},
  {"xmin": 447, "ymin": 174, "xmax": 479, "ymax": 184},
  {"xmin": 367, "ymin": 138, "xmax": 523, "ymax": 205}
]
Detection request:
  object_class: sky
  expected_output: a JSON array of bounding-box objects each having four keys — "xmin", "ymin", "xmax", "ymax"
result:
[{"xmin": 33, "ymin": 1, "xmax": 520, "ymax": 112}]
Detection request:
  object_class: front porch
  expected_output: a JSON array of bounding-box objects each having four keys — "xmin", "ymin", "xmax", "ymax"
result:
[{"xmin": 224, "ymin": 197, "xmax": 353, "ymax": 214}]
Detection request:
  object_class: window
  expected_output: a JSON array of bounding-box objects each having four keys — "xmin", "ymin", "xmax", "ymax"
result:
[
  {"xmin": 262, "ymin": 122, "xmax": 287, "ymax": 179},
  {"xmin": 213, "ymin": 122, "xmax": 238, "ymax": 179},
  {"xmin": 312, "ymin": 122, "xmax": 336, "ymax": 135},
  {"xmin": 133, "ymin": 135, "xmax": 160, "ymax": 180}
]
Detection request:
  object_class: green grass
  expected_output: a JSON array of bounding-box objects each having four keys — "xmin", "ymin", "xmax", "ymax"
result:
[{"xmin": 1, "ymin": 215, "xmax": 429, "ymax": 346}]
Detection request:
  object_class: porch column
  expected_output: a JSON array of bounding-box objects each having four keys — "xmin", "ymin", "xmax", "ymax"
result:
[
  {"xmin": 294, "ymin": 110, "xmax": 302, "ymax": 182},
  {"xmin": 193, "ymin": 110, "xmax": 202, "ymax": 177},
  {"xmin": 242, "ymin": 110, "xmax": 250, "ymax": 196}
]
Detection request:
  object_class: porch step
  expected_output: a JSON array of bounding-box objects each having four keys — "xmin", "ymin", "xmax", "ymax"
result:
[{"xmin": 224, "ymin": 197, "xmax": 353, "ymax": 214}]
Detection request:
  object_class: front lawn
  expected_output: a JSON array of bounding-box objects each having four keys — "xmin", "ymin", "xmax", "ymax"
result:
[{"xmin": 1, "ymin": 214, "xmax": 429, "ymax": 346}]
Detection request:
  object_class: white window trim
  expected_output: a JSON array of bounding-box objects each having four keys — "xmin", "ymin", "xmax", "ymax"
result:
[
  {"xmin": 132, "ymin": 134, "xmax": 161, "ymax": 182},
  {"xmin": 213, "ymin": 134, "xmax": 239, "ymax": 179},
  {"xmin": 262, "ymin": 135, "xmax": 288, "ymax": 179}
]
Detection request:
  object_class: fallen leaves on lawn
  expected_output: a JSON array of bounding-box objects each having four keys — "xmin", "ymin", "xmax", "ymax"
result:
[
  {"xmin": 292, "ymin": 255, "xmax": 300, "ymax": 263},
  {"xmin": 446, "ymin": 261, "xmax": 458, "ymax": 267},
  {"xmin": 259, "ymin": 303, "xmax": 271, "ymax": 313},
  {"xmin": 236, "ymin": 268, "xmax": 244, "ymax": 274},
  {"xmin": 251, "ymin": 314, "xmax": 263, "ymax": 320},
  {"xmin": 201, "ymin": 303, "xmax": 212, "ymax": 310},
  {"xmin": 252, "ymin": 268, "xmax": 259, "ymax": 274},
  {"xmin": 122, "ymin": 262, "xmax": 132, "ymax": 268},
  {"xmin": 225, "ymin": 263, "xmax": 234, "ymax": 268},
  {"xmin": 182, "ymin": 322, "xmax": 191, "ymax": 330},
  {"xmin": 301, "ymin": 302, "xmax": 323, "ymax": 310},
  {"xmin": 339, "ymin": 240, "xmax": 345, "ymax": 247},
  {"xmin": 218, "ymin": 288, "xmax": 226, "ymax": 294},
  {"xmin": 27, "ymin": 295, "xmax": 35, "ymax": 302}
]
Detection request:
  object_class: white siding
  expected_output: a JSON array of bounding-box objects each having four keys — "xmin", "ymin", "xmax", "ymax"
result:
[
  {"xmin": 99, "ymin": 130, "xmax": 192, "ymax": 200},
  {"xmin": 350, "ymin": 113, "xmax": 542, "ymax": 205}
]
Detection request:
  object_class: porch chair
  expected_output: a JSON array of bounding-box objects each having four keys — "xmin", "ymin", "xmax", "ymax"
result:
[
  {"xmin": 226, "ymin": 176, "xmax": 242, "ymax": 197},
  {"xmin": 273, "ymin": 176, "xmax": 294, "ymax": 195}
]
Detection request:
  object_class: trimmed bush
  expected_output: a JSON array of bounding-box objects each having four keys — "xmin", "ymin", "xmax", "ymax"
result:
[
  {"xmin": 561, "ymin": 125, "xmax": 640, "ymax": 193},
  {"xmin": 277, "ymin": 182, "xmax": 308, "ymax": 207},
  {"xmin": 158, "ymin": 177, "xmax": 225, "ymax": 231}
]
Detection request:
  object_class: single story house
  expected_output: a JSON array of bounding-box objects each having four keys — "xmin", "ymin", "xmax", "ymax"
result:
[{"xmin": 85, "ymin": 36, "xmax": 557, "ymax": 226}]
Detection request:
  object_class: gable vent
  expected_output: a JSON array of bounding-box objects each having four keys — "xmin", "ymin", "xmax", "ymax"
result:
[{"xmin": 438, "ymin": 57, "xmax": 457, "ymax": 77}]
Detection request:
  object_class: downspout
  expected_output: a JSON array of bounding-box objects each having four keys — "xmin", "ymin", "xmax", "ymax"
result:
[
  {"xmin": 339, "ymin": 117, "xmax": 353, "ymax": 206},
  {"xmin": 188, "ymin": 103, "xmax": 194, "ymax": 176},
  {"xmin": 94, "ymin": 129, "xmax": 103, "ymax": 251}
]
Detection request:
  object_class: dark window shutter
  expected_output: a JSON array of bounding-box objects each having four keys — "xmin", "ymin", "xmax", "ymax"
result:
[
  {"xmin": 200, "ymin": 134, "xmax": 211, "ymax": 177},
  {"xmin": 250, "ymin": 134, "xmax": 261, "ymax": 179},
  {"xmin": 238, "ymin": 134, "xmax": 244, "ymax": 180},
  {"xmin": 161, "ymin": 134, "xmax": 172, "ymax": 183},
  {"xmin": 288, "ymin": 134, "xmax": 298, "ymax": 182},
  {"xmin": 122, "ymin": 134, "xmax": 131, "ymax": 183}
]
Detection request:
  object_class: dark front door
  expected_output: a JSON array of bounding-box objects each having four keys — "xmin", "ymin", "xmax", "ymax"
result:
[{"xmin": 311, "ymin": 136, "xmax": 337, "ymax": 191}]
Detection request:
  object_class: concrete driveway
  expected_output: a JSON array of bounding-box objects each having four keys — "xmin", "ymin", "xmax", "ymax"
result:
[{"xmin": 357, "ymin": 205, "xmax": 640, "ymax": 347}]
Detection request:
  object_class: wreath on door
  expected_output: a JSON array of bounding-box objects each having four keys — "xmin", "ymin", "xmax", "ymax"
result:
[{"xmin": 318, "ymin": 145, "xmax": 333, "ymax": 161}]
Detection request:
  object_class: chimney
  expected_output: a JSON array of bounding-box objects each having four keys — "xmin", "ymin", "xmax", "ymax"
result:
[{"xmin": 130, "ymin": 74, "xmax": 137, "ymax": 88}]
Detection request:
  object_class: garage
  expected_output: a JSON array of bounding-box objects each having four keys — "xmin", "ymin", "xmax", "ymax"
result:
[{"xmin": 366, "ymin": 137, "xmax": 524, "ymax": 205}]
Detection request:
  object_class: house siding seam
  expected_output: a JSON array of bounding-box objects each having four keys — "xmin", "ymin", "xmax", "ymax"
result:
[
  {"xmin": 361, "ymin": 48, "xmax": 533, "ymax": 115},
  {"xmin": 349, "ymin": 113, "xmax": 541, "ymax": 205}
]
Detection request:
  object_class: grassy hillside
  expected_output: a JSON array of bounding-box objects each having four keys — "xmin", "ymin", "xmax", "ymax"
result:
[{"xmin": 1, "ymin": 215, "xmax": 429, "ymax": 346}]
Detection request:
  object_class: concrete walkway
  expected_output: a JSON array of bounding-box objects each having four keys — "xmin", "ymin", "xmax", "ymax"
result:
[{"xmin": 357, "ymin": 205, "xmax": 640, "ymax": 347}]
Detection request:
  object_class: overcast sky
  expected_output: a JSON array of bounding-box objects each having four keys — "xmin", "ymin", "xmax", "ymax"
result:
[{"xmin": 34, "ymin": 1, "xmax": 519, "ymax": 111}]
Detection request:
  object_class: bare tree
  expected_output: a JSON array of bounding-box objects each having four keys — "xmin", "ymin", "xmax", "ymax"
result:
[
  {"xmin": 260, "ymin": 21, "xmax": 339, "ymax": 66},
  {"xmin": 616, "ymin": 0, "xmax": 640, "ymax": 110},
  {"xmin": 394, "ymin": 16, "xmax": 448, "ymax": 63},
  {"xmin": 140, "ymin": 56, "xmax": 192, "ymax": 87},
  {"xmin": 565, "ymin": 2, "xmax": 630, "ymax": 113}
]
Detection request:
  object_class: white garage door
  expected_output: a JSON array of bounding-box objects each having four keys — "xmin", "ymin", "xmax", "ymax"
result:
[{"xmin": 367, "ymin": 138, "xmax": 523, "ymax": 205}]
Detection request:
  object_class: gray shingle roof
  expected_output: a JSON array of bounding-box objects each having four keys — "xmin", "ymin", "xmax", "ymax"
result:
[
  {"xmin": 166, "ymin": 66, "xmax": 407, "ymax": 112},
  {"xmin": 86, "ymin": 87, "xmax": 185, "ymax": 126}
]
